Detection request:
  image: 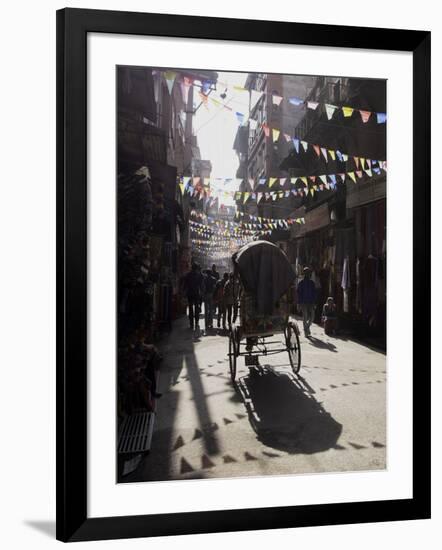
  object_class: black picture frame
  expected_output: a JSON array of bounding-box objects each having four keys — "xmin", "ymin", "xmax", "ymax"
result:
[{"xmin": 56, "ymin": 7, "xmax": 431, "ymax": 542}]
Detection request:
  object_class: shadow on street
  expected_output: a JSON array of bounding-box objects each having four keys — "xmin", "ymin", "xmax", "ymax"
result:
[
  {"xmin": 236, "ymin": 366, "xmax": 342, "ymax": 454},
  {"xmin": 120, "ymin": 318, "xmax": 220, "ymax": 483}
]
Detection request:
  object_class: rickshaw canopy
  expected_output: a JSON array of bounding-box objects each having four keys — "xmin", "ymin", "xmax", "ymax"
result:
[{"xmin": 233, "ymin": 240, "xmax": 296, "ymax": 315}]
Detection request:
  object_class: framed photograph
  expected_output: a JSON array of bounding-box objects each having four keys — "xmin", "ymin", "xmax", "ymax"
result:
[{"xmin": 56, "ymin": 8, "xmax": 431, "ymax": 542}]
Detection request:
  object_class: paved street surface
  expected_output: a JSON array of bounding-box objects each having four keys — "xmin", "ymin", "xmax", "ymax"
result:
[{"xmin": 125, "ymin": 315, "xmax": 386, "ymax": 482}]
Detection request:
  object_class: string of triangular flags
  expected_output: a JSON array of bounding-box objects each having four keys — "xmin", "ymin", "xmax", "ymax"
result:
[
  {"xmin": 190, "ymin": 216, "xmax": 304, "ymax": 232},
  {"xmin": 191, "ymin": 237, "xmax": 253, "ymax": 247},
  {"xmin": 192, "ymin": 246, "xmax": 240, "ymax": 260},
  {"xmin": 190, "ymin": 220, "xmax": 274, "ymax": 237},
  {"xmin": 179, "ymin": 147, "xmax": 385, "ymax": 193},
  {"xmin": 182, "ymin": 161, "xmax": 385, "ymax": 191},
  {"xmin": 191, "ymin": 209, "xmax": 303, "ymax": 226},
  {"xmin": 213, "ymin": 83, "xmax": 387, "ymax": 125},
  {"xmin": 180, "ymin": 165, "xmax": 386, "ymax": 204},
  {"xmin": 156, "ymin": 70, "xmax": 386, "ymax": 126}
]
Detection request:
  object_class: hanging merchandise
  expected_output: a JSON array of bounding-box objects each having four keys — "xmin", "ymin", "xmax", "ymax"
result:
[
  {"xmin": 163, "ymin": 71, "xmax": 177, "ymax": 95},
  {"xmin": 341, "ymin": 257, "xmax": 351, "ymax": 313}
]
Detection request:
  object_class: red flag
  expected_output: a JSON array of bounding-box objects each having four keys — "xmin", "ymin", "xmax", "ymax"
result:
[{"xmin": 359, "ymin": 110, "xmax": 371, "ymax": 123}]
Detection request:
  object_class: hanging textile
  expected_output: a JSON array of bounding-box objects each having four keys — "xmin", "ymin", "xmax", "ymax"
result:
[{"xmin": 341, "ymin": 257, "xmax": 351, "ymax": 313}]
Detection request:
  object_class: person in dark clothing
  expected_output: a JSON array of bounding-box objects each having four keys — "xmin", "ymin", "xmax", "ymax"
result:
[
  {"xmin": 224, "ymin": 273, "xmax": 239, "ymax": 328},
  {"xmin": 214, "ymin": 272, "xmax": 229, "ymax": 328},
  {"xmin": 297, "ymin": 266, "xmax": 317, "ymax": 337},
  {"xmin": 203, "ymin": 269, "xmax": 217, "ymax": 330},
  {"xmin": 211, "ymin": 263, "xmax": 220, "ymax": 281},
  {"xmin": 322, "ymin": 296, "xmax": 338, "ymax": 336},
  {"xmin": 183, "ymin": 262, "xmax": 204, "ymax": 330}
]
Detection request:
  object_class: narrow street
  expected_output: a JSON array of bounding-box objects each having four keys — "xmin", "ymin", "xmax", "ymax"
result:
[
  {"xmin": 127, "ymin": 316, "xmax": 386, "ymax": 482},
  {"xmin": 117, "ymin": 68, "xmax": 388, "ymax": 485}
]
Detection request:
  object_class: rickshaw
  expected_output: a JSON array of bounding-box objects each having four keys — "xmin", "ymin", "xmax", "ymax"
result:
[{"xmin": 228, "ymin": 240, "xmax": 301, "ymax": 382}]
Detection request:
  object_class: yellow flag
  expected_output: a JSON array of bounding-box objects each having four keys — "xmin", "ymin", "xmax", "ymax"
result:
[
  {"xmin": 342, "ymin": 106, "xmax": 354, "ymax": 117},
  {"xmin": 348, "ymin": 172, "xmax": 356, "ymax": 183},
  {"xmin": 328, "ymin": 150, "xmax": 336, "ymax": 161},
  {"xmin": 269, "ymin": 177, "xmax": 277, "ymax": 188},
  {"xmin": 272, "ymin": 129, "xmax": 280, "ymax": 142},
  {"xmin": 310, "ymin": 188, "xmax": 315, "ymax": 196},
  {"xmin": 179, "ymin": 183, "xmax": 185, "ymax": 195},
  {"xmin": 301, "ymin": 177, "xmax": 308, "ymax": 186}
]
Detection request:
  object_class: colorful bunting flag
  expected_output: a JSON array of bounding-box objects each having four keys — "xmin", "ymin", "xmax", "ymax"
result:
[
  {"xmin": 272, "ymin": 94, "xmax": 283, "ymax": 106},
  {"xmin": 289, "ymin": 97, "xmax": 304, "ymax": 106},
  {"xmin": 376, "ymin": 112, "xmax": 387, "ymax": 124},
  {"xmin": 293, "ymin": 138, "xmax": 300, "ymax": 153},
  {"xmin": 359, "ymin": 110, "xmax": 371, "ymax": 123},
  {"xmin": 325, "ymin": 104, "xmax": 338, "ymax": 120},
  {"xmin": 307, "ymin": 101, "xmax": 319, "ymax": 110},
  {"xmin": 342, "ymin": 106, "xmax": 354, "ymax": 118},
  {"xmin": 272, "ymin": 129, "xmax": 280, "ymax": 142}
]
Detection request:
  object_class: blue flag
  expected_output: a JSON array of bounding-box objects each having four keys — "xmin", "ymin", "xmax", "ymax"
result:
[{"xmin": 289, "ymin": 97, "xmax": 304, "ymax": 106}]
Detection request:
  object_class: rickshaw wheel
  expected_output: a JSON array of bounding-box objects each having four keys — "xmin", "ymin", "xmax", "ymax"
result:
[
  {"xmin": 228, "ymin": 328, "xmax": 237, "ymax": 382},
  {"xmin": 285, "ymin": 321, "xmax": 301, "ymax": 374}
]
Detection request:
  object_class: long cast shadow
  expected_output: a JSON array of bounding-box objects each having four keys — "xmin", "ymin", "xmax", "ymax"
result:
[
  {"xmin": 122, "ymin": 317, "xmax": 219, "ymax": 482},
  {"xmin": 236, "ymin": 366, "xmax": 342, "ymax": 454},
  {"xmin": 307, "ymin": 335, "xmax": 338, "ymax": 352}
]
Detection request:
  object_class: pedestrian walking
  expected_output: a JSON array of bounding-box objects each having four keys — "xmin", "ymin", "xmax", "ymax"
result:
[
  {"xmin": 322, "ymin": 296, "xmax": 338, "ymax": 335},
  {"xmin": 214, "ymin": 272, "xmax": 229, "ymax": 328},
  {"xmin": 210, "ymin": 263, "xmax": 220, "ymax": 281},
  {"xmin": 183, "ymin": 262, "xmax": 205, "ymax": 330},
  {"xmin": 224, "ymin": 273, "xmax": 239, "ymax": 328},
  {"xmin": 297, "ymin": 266, "xmax": 317, "ymax": 337},
  {"xmin": 203, "ymin": 269, "xmax": 217, "ymax": 330}
]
